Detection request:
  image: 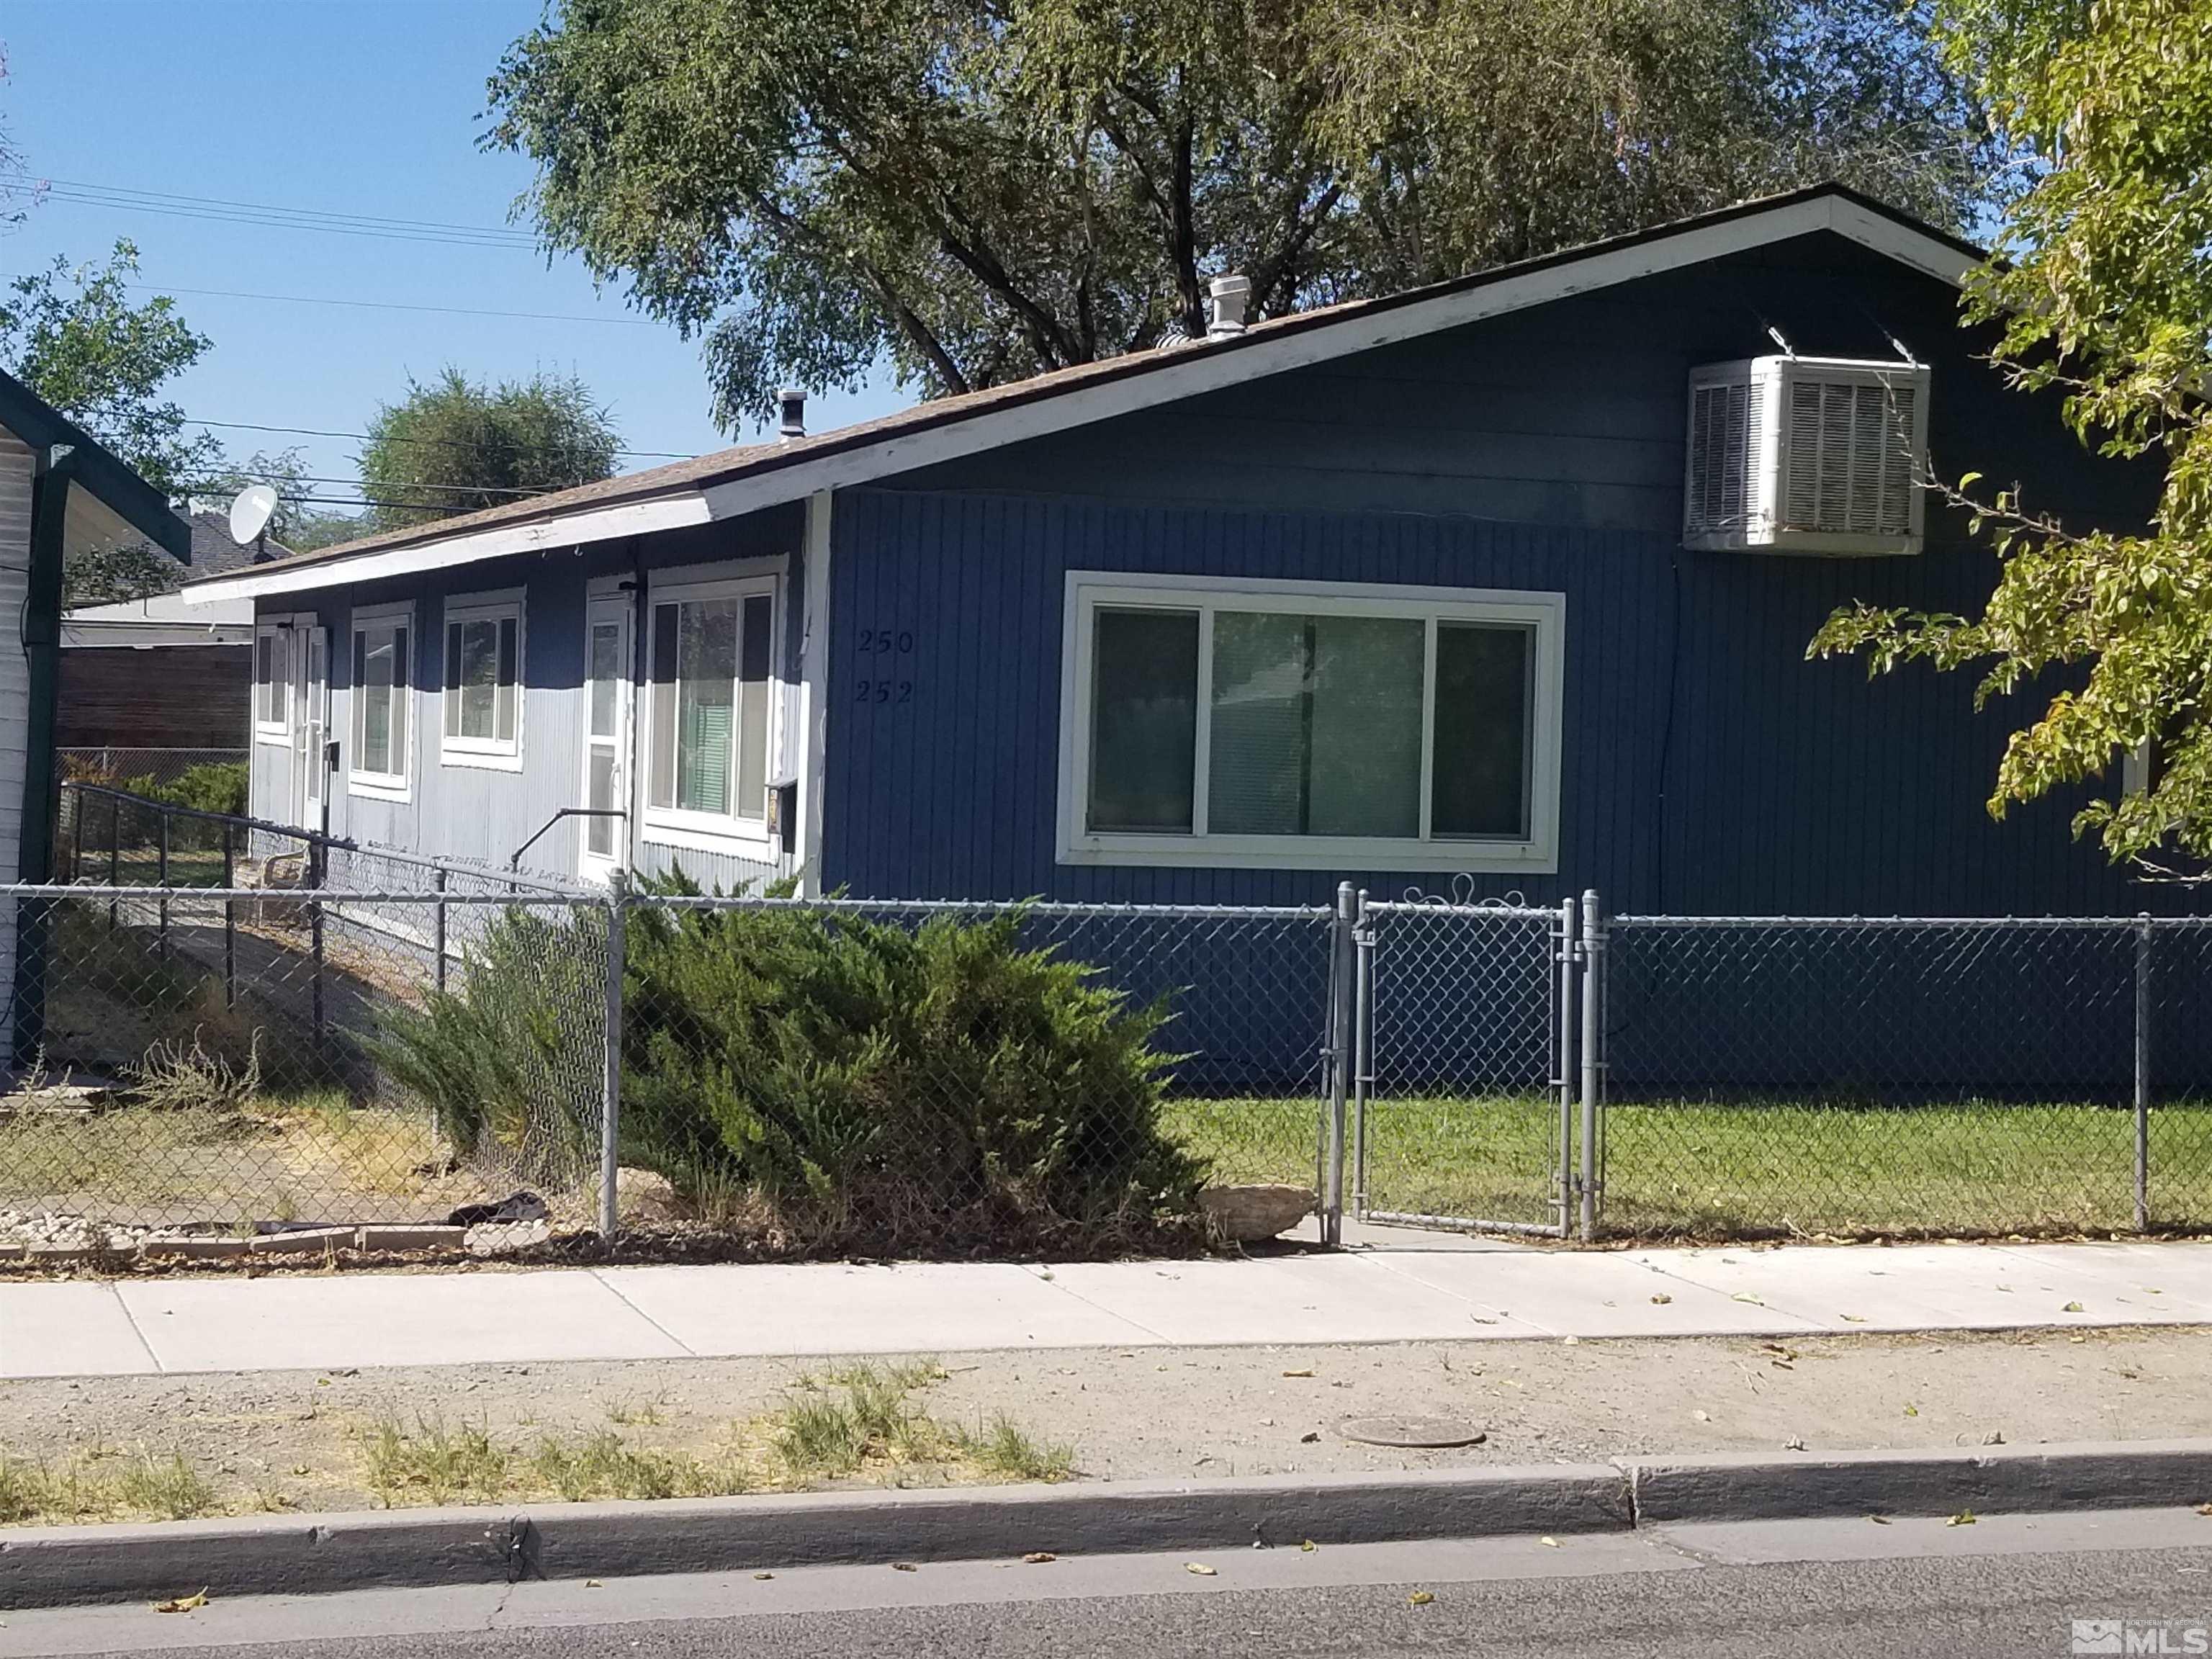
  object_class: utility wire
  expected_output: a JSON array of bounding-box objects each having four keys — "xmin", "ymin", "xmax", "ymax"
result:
[
  {"xmin": 184, "ymin": 416, "xmax": 697, "ymax": 462},
  {"xmin": 36, "ymin": 178, "xmax": 541, "ymax": 250},
  {"xmin": 0, "ymin": 271, "xmax": 662, "ymax": 329}
]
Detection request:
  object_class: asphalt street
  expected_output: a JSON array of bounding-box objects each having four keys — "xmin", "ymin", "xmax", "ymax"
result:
[{"xmin": 6, "ymin": 1509, "xmax": 2209, "ymax": 1659}]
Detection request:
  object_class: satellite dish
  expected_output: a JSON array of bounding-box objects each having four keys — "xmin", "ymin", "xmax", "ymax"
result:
[{"xmin": 228, "ymin": 484, "xmax": 278, "ymax": 547}]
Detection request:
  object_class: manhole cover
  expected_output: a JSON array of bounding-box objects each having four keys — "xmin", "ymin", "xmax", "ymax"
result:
[{"xmin": 1339, "ymin": 1414, "xmax": 1485, "ymax": 1449}]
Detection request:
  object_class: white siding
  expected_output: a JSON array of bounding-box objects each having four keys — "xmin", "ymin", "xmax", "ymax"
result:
[{"xmin": 0, "ymin": 432, "xmax": 36, "ymax": 992}]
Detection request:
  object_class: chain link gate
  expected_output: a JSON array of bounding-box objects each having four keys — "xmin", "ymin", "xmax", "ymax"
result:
[{"xmin": 1347, "ymin": 894, "xmax": 1580, "ymax": 1236}]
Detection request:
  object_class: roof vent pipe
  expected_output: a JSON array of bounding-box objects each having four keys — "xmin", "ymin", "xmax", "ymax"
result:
[
  {"xmin": 1207, "ymin": 274, "xmax": 1251, "ymax": 339},
  {"xmin": 777, "ymin": 387, "xmax": 806, "ymax": 441}
]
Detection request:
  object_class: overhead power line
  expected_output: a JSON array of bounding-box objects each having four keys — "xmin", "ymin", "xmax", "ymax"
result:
[
  {"xmin": 184, "ymin": 417, "xmax": 697, "ymax": 463},
  {"xmin": 35, "ymin": 177, "xmax": 541, "ymax": 251},
  {"xmin": 0, "ymin": 272, "xmax": 663, "ymax": 329}
]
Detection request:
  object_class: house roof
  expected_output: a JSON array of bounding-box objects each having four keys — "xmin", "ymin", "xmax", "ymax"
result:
[
  {"xmin": 0, "ymin": 369, "xmax": 194, "ymax": 562},
  {"xmin": 61, "ymin": 513, "xmax": 282, "ymax": 643},
  {"xmin": 183, "ymin": 183, "xmax": 1983, "ymax": 606}
]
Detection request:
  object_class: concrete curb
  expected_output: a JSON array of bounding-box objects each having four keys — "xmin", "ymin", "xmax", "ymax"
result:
[
  {"xmin": 6, "ymin": 1440, "xmax": 2211, "ymax": 1611},
  {"xmin": 1, "ymin": 1467, "xmax": 1624, "ymax": 1609},
  {"xmin": 1627, "ymin": 1439, "xmax": 2212, "ymax": 1524}
]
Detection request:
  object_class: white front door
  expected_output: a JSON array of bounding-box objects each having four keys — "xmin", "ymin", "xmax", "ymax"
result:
[
  {"xmin": 580, "ymin": 598, "xmax": 631, "ymax": 881},
  {"xmin": 293, "ymin": 625, "xmax": 331, "ymax": 830}
]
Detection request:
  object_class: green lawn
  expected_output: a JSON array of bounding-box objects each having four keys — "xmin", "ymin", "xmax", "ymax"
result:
[{"xmin": 1164, "ymin": 1094, "xmax": 2212, "ymax": 1238}]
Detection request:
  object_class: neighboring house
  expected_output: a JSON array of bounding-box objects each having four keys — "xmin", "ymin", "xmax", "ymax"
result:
[
  {"xmin": 183, "ymin": 185, "xmax": 2162, "ymax": 920},
  {"xmin": 0, "ymin": 367, "xmax": 192, "ymax": 1033},
  {"xmin": 58, "ymin": 512, "xmax": 277, "ymax": 756}
]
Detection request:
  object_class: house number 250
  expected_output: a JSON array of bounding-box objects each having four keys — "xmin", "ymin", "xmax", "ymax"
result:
[{"xmin": 855, "ymin": 626, "xmax": 914, "ymax": 703}]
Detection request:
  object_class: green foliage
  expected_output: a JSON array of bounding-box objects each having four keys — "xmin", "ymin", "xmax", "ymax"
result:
[
  {"xmin": 372, "ymin": 881, "xmax": 1204, "ymax": 1249},
  {"xmin": 485, "ymin": 0, "xmax": 1993, "ymax": 428},
  {"xmin": 0, "ymin": 239, "xmax": 220, "ymax": 604},
  {"xmin": 618, "ymin": 874, "xmax": 1202, "ymax": 1243},
  {"xmin": 358, "ymin": 366, "xmax": 621, "ymax": 531},
  {"xmin": 1810, "ymin": 0, "xmax": 2212, "ymax": 869},
  {"xmin": 117, "ymin": 761, "xmax": 248, "ymax": 818},
  {"xmin": 366, "ymin": 907, "xmax": 604, "ymax": 1184}
]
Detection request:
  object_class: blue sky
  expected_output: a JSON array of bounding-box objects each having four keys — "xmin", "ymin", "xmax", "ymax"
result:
[{"xmin": 0, "ymin": 0, "xmax": 907, "ymax": 520}]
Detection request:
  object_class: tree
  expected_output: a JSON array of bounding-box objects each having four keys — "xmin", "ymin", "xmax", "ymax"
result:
[
  {"xmin": 357, "ymin": 367, "xmax": 620, "ymax": 531},
  {"xmin": 0, "ymin": 240, "xmax": 224, "ymax": 603},
  {"xmin": 1809, "ymin": 0, "xmax": 2212, "ymax": 871},
  {"xmin": 485, "ymin": 0, "xmax": 1996, "ymax": 428},
  {"xmin": 0, "ymin": 240, "xmax": 222, "ymax": 501}
]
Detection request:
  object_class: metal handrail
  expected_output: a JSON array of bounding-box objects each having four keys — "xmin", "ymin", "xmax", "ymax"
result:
[
  {"xmin": 56, "ymin": 778, "xmax": 587, "ymax": 898},
  {"xmin": 510, "ymin": 806, "xmax": 626, "ymax": 873}
]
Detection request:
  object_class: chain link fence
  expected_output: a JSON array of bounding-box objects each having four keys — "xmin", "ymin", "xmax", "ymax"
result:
[
  {"xmin": 12, "ymin": 793, "xmax": 2212, "ymax": 1256},
  {"xmin": 1600, "ymin": 913, "xmax": 2212, "ymax": 1238},
  {"xmin": 1, "ymin": 814, "xmax": 1336, "ymax": 1254}
]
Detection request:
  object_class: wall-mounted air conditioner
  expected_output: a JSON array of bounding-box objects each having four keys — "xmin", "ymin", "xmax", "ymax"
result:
[{"xmin": 1683, "ymin": 356, "xmax": 1931, "ymax": 556}]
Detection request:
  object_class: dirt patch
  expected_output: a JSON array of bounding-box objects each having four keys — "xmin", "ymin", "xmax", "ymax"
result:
[{"xmin": 4, "ymin": 1325, "xmax": 2208, "ymax": 1524}]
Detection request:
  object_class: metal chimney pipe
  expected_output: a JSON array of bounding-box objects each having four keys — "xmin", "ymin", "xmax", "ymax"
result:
[
  {"xmin": 777, "ymin": 387, "xmax": 807, "ymax": 440},
  {"xmin": 1207, "ymin": 274, "xmax": 1251, "ymax": 339}
]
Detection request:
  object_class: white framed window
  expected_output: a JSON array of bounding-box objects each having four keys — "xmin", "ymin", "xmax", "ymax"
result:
[
  {"xmin": 349, "ymin": 603, "xmax": 413, "ymax": 800},
  {"xmin": 253, "ymin": 624, "xmax": 292, "ymax": 742},
  {"xmin": 440, "ymin": 592, "xmax": 523, "ymax": 770},
  {"xmin": 643, "ymin": 572, "xmax": 780, "ymax": 848},
  {"xmin": 1058, "ymin": 572, "xmax": 1565, "ymax": 871}
]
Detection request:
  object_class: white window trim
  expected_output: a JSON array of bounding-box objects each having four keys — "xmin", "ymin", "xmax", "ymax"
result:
[
  {"xmin": 639, "ymin": 570, "xmax": 783, "ymax": 855},
  {"xmin": 439, "ymin": 589, "xmax": 526, "ymax": 773},
  {"xmin": 253, "ymin": 621, "xmax": 294, "ymax": 745},
  {"xmin": 578, "ymin": 590, "xmax": 631, "ymax": 881},
  {"xmin": 1057, "ymin": 571, "xmax": 1566, "ymax": 873},
  {"xmin": 348, "ymin": 601, "xmax": 415, "ymax": 803}
]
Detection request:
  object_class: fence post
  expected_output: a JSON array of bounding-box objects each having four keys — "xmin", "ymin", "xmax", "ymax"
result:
[
  {"xmin": 598, "ymin": 870, "xmax": 629, "ymax": 1240},
  {"xmin": 309, "ymin": 838, "xmax": 325, "ymax": 1051},
  {"xmin": 1557, "ymin": 894, "xmax": 1579, "ymax": 1236},
  {"xmin": 1578, "ymin": 889, "xmax": 1606, "ymax": 1241},
  {"xmin": 2135, "ymin": 914, "xmax": 2152, "ymax": 1233},
  {"xmin": 1352, "ymin": 889, "xmax": 1372, "ymax": 1223},
  {"xmin": 1322, "ymin": 881, "xmax": 1354, "ymax": 1247},
  {"xmin": 107, "ymin": 796, "xmax": 120, "ymax": 929},
  {"xmin": 222, "ymin": 822, "xmax": 235, "ymax": 1007},
  {"xmin": 156, "ymin": 810, "xmax": 171, "ymax": 962},
  {"xmin": 433, "ymin": 868, "xmax": 449, "ymax": 996}
]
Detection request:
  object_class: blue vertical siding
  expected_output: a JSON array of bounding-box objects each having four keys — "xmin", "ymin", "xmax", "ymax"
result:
[{"xmin": 822, "ymin": 486, "xmax": 2172, "ymax": 919}]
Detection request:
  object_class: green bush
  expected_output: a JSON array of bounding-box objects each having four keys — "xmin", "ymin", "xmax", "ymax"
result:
[
  {"xmin": 370, "ymin": 877, "xmax": 1205, "ymax": 1251},
  {"xmin": 367, "ymin": 907, "xmax": 603, "ymax": 1187},
  {"xmin": 120, "ymin": 761, "xmax": 249, "ymax": 818}
]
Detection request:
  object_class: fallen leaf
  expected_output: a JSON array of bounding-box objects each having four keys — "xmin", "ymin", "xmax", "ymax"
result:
[
  {"xmin": 1300, "ymin": 1539, "xmax": 1318, "ymax": 1553},
  {"xmin": 1947, "ymin": 1510, "xmax": 1977, "ymax": 1527},
  {"xmin": 153, "ymin": 1591, "xmax": 208, "ymax": 1615},
  {"xmin": 1650, "ymin": 1293, "xmax": 1673, "ymax": 1305},
  {"xmin": 1840, "ymin": 1314, "xmax": 1868, "ymax": 1323},
  {"xmin": 2194, "ymin": 1503, "xmax": 2212, "ymax": 1517},
  {"xmin": 2063, "ymin": 1301, "xmax": 2085, "ymax": 1313},
  {"xmin": 1693, "ymin": 1409, "xmax": 1711, "ymax": 1422},
  {"xmin": 892, "ymin": 1563, "xmax": 919, "ymax": 1573},
  {"xmin": 585, "ymin": 1579, "xmax": 603, "ymax": 1589},
  {"xmin": 2069, "ymin": 1334, "xmax": 2087, "ymax": 1344},
  {"xmin": 1903, "ymin": 1404, "xmax": 1919, "ymax": 1417},
  {"xmin": 1869, "ymin": 1515, "xmax": 1891, "ymax": 1525},
  {"xmin": 1281, "ymin": 1369, "xmax": 1315, "ymax": 1379},
  {"xmin": 1562, "ymin": 1335, "xmax": 1581, "ymax": 1346},
  {"xmin": 1784, "ymin": 1437, "xmax": 1807, "ymax": 1452},
  {"xmin": 1185, "ymin": 1563, "xmax": 1218, "ymax": 1576},
  {"xmin": 1731, "ymin": 1292, "xmax": 1764, "ymax": 1305},
  {"xmin": 753, "ymin": 1573, "xmax": 775, "ymax": 1581},
  {"xmin": 1539, "ymin": 1537, "xmax": 1561, "ymax": 1549},
  {"xmin": 1408, "ymin": 1591, "xmax": 1435, "ymax": 1606},
  {"xmin": 1022, "ymin": 1552, "xmax": 1057, "ymax": 1565}
]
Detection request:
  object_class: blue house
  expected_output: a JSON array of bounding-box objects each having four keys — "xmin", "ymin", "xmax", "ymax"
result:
[{"xmin": 185, "ymin": 186, "xmax": 2164, "ymax": 920}]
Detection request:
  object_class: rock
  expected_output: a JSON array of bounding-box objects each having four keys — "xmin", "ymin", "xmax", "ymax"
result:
[
  {"xmin": 1200, "ymin": 1184, "xmax": 1314, "ymax": 1242},
  {"xmin": 617, "ymin": 1167, "xmax": 691, "ymax": 1225}
]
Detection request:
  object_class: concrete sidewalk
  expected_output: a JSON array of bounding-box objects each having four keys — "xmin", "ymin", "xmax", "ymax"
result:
[{"xmin": 6, "ymin": 1238, "xmax": 2211, "ymax": 1380}]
